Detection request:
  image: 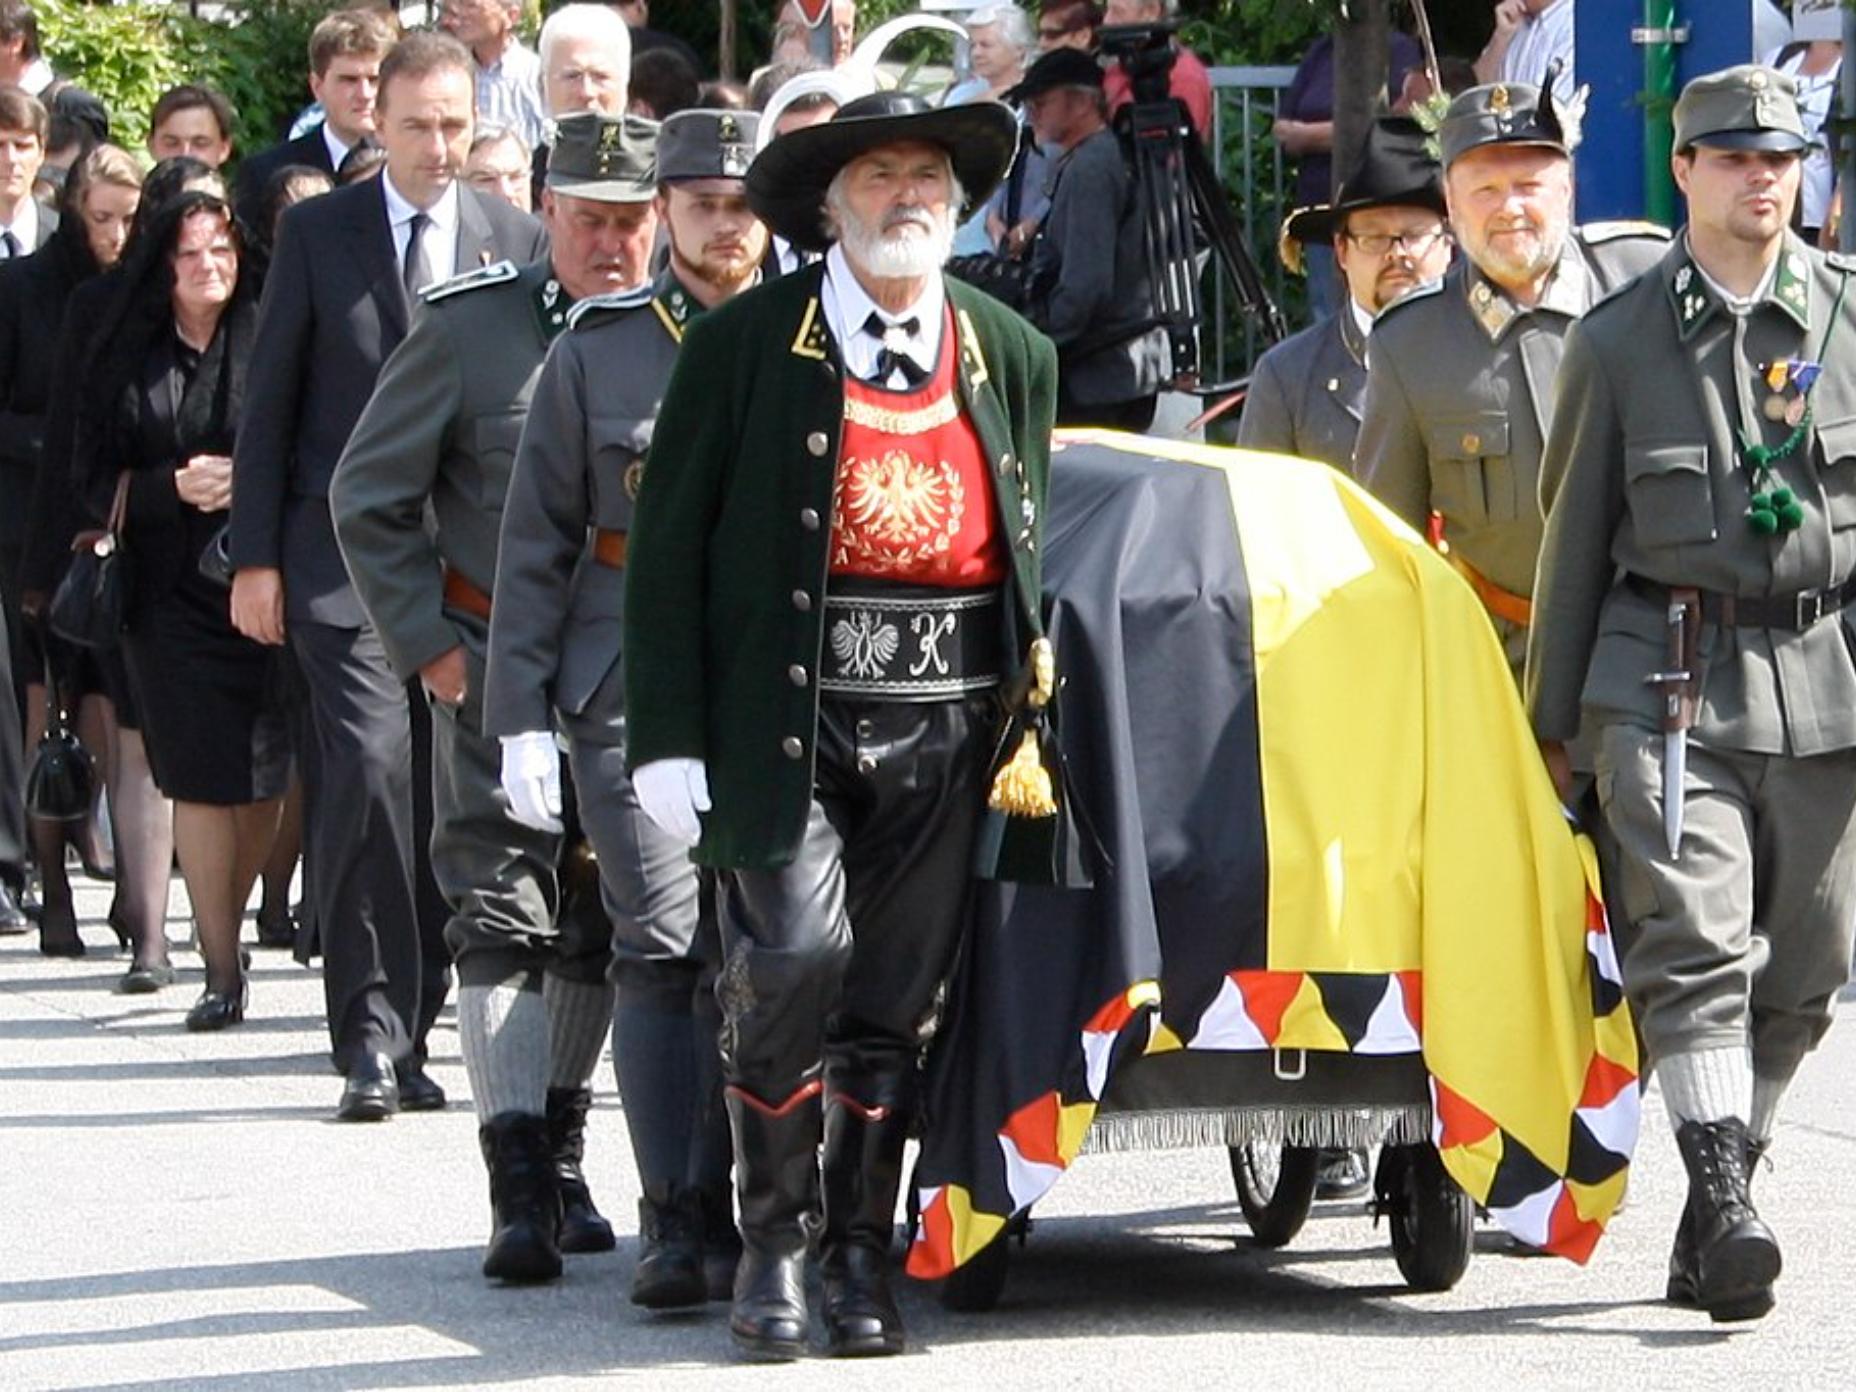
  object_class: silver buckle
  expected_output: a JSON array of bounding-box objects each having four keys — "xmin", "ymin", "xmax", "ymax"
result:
[{"xmin": 1794, "ymin": 589, "xmax": 1828, "ymax": 629}]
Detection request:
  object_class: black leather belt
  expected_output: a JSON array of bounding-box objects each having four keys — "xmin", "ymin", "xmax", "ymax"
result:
[
  {"xmin": 819, "ymin": 585, "xmax": 1003, "ymax": 700},
  {"xmin": 1625, "ymin": 572, "xmax": 1856, "ymax": 631}
]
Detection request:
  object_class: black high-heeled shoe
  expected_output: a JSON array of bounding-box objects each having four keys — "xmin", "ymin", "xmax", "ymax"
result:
[
  {"xmin": 185, "ymin": 979, "xmax": 248, "ymax": 1032},
  {"xmin": 37, "ymin": 904, "xmax": 86, "ymax": 958}
]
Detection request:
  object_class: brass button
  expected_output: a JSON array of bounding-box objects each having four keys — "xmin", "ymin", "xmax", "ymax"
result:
[
  {"xmin": 781, "ymin": 736, "xmax": 804, "ymax": 759},
  {"xmin": 856, "ymin": 753, "xmax": 878, "ymax": 775},
  {"xmin": 792, "ymin": 588, "xmax": 812, "ymax": 612},
  {"xmin": 806, "ymin": 431, "xmax": 829, "ymax": 457},
  {"xmin": 799, "ymin": 507, "xmax": 821, "ymax": 531},
  {"xmin": 1460, "ymin": 433, "xmax": 1481, "ymax": 454},
  {"xmin": 788, "ymin": 664, "xmax": 808, "ymax": 687}
]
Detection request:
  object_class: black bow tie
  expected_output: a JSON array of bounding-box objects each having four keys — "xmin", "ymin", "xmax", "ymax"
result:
[{"xmin": 864, "ymin": 311, "xmax": 927, "ymax": 387}]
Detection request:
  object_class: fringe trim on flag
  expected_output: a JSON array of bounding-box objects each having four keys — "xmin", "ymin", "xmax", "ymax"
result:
[{"xmin": 1080, "ymin": 1104, "xmax": 1431, "ymax": 1155}]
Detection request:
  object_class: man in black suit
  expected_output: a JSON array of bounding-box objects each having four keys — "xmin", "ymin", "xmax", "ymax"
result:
[
  {"xmin": 0, "ymin": 86, "xmax": 52, "ymax": 257},
  {"xmin": 229, "ymin": 28, "xmax": 546, "ymax": 1122},
  {"xmin": 232, "ymin": 8, "xmax": 397, "ymax": 232}
]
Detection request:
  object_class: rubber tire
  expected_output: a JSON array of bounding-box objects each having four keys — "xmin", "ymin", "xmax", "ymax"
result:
[
  {"xmin": 1380, "ymin": 1142, "xmax": 1474, "ymax": 1292},
  {"xmin": 938, "ymin": 1228, "xmax": 1012, "ymax": 1312},
  {"xmin": 1229, "ymin": 1142, "xmax": 1321, "ymax": 1248}
]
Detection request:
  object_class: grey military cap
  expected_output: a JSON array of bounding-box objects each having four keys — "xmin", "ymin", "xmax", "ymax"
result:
[
  {"xmin": 548, "ymin": 112, "xmax": 659, "ymax": 202},
  {"xmin": 1673, "ymin": 65, "xmax": 1811, "ymax": 153},
  {"xmin": 659, "ymin": 109, "xmax": 760, "ymax": 183}
]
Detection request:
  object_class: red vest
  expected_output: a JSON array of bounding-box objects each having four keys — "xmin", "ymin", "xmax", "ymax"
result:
[{"xmin": 830, "ymin": 307, "xmax": 1005, "ymax": 587}]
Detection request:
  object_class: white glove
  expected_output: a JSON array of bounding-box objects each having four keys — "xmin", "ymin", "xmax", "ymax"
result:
[
  {"xmin": 499, "ymin": 731, "xmax": 563, "ymax": 833},
  {"xmin": 632, "ymin": 757, "xmax": 711, "ymax": 847}
]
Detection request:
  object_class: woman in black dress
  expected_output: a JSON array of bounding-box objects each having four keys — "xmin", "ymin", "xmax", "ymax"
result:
[
  {"xmin": 72, "ymin": 192, "xmax": 287, "ymax": 1030},
  {"xmin": 0, "ymin": 144, "xmax": 143, "ymax": 955}
]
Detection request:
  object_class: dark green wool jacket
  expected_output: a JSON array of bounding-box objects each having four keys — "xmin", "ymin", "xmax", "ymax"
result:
[{"xmin": 623, "ymin": 262, "xmax": 1059, "ymax": 870}]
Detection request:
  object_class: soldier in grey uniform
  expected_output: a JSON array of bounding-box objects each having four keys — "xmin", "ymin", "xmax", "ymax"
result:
[
  {"xmin": 1358, "ymin": 73, "xmax": 1670, "ymax": 675},
  {"xmin": 486, "ymin": 109, "xmax": 770, "ymax": 1312},
  {"xmin": 1240, "ymin": 114, "xmax": 1452, "ymax": 476},
  {"xmin": 1528, "ymin": 67, "xmax": 1856, "ymax": 1324},
  {"xmin": 330, "ymin": 112, "xmax": 664, "ymax": 1285}
]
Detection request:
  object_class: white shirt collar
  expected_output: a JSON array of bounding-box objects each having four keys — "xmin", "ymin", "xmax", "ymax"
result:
[
  {"xmin": 820, "ymin": 243, "xmax": 946, "ymax": 384},
  {"xmin": 1349, "ymin": 297, "xmax": 1375, "ymax": 342},
  {"xmin": 321, "ymin": 122, "xmax": 354, "ymax": 172},
  {"xmin": 2, "ymin": 197, "xmax": 39, "ymax": 253},
  {"xmin": 1687, "ymin": 234, "xmax": 1780, "ymax": 315},
  {"xmin": 18, "ymin": 57, "xmax": 53, "ymax": 96},
  {"xmin": 381, "ymin": 171, "xmax": 460, "ymax": 232}
]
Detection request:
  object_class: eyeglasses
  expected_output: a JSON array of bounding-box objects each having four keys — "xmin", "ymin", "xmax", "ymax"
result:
[{"xmin": 1344, "ymin": 228, "xmax": 1448, "ymax": 257}]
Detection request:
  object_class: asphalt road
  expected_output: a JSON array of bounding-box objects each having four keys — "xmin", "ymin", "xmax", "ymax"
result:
[{"xmin": 2, "ymin": 873, "xmax": 1852, "ymax": 1390}]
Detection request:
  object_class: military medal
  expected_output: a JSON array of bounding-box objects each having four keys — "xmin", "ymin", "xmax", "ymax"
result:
[{"xmin": 1741, "ymin": 268, "xmax": 1849, "ymax": 535}]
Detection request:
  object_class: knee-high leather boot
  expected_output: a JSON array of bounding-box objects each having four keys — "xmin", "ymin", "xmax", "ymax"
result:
[
  {"xmin": 726, "ymin": 1080, "xmax": 822, "ymax": 1360},
  {"xmin": 819, "ymin": 1063, "xmax": 911, "ymax": 1357}
]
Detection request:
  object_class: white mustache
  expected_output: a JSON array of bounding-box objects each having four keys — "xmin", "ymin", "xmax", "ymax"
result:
[{"xmin": 882, "ymin": 207, "xmax": 935, "ymax": 234}]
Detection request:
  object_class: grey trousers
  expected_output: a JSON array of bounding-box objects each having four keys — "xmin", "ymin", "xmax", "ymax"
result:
[
  {"xmin": 1596, "ymin": 721, "xmax": 1856, "ymax": 1083},
  {"xmin": 562, "ymin": 724, "xmax": 713, "ymax": 995},
  {"xmin": 432, "ymin": 617, "xmax": 609, "ymax": 988}
]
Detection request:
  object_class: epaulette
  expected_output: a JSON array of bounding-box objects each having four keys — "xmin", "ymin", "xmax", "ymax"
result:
[
  {"xmin": 1579, "ymin": 274, "xmax": 1644, "ymax": 324},
  {"xmin": 1827, "ymin": 250, "xmax": 1856, "ymax": 275},
  {"xmin": 1370, "ymin": 276, "xmax": 1445, "ymax": 327},
  {"xmin": 419, "ymin": 259, "xmax": 519, "ymax": 302},
  {"xmin": 567, "ymin": 283, "xmax": 654, "ymax": 330},
  {"xmin": 1579, "ymin": 220, "xmax": 1672, "ymax": 245}
]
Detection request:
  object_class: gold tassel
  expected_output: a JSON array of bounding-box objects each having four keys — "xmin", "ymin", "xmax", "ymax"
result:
[{"xmin": 988, "ymin": 728, "xmax": 1057, "ymax": 818}]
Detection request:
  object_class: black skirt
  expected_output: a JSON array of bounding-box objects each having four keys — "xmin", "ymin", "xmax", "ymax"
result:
[{"xmin": 122, "ymin": 567, "xmax": 289, "ymax": 805}]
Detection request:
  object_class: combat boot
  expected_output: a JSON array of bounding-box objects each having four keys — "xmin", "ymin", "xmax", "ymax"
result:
[
  {"xmin": 727, "ymin": 1081, "xmax": 823, "ymax": 1360},
  {"xmin": 1673, "ymin": 1119, "xmax": 1780, "ymax": 1321},
  {"xmin": 631, "ymin": 1183, "xmax": 706, "ymax": 1309},
  {"xmin": 1667, "ymin": 1132, "xmax": 1771, "ymax": 1308},
  {"xmin": 818, "ymin": 1073, "xmax": 911, "ymax": 1358},
  {"xmin": 478, "ymin": 1112, "xmax": 563, "ymax": 1283},
  {"xmin": 545, "ymin": 1086, "xmax": 616, "ymax": 1253}
]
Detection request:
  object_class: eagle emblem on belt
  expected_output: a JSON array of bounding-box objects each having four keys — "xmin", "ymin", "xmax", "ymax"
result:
[{"xmin": 830, "ymin": 611, "xmax": 901, "ymax": 681}]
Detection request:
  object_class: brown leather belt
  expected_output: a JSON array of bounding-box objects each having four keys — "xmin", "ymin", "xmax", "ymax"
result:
[
  {"xmin": 1625, "ymin": 572, "xmax": 1856, "ymax": 631},
  {"xmin": 442, "ymin": 567, "xmax": 493, "ymax": 621},
  {"xmin": 1448, "ymin": 551, "xmax": 1533, "ymax": 628},
  {"xmin": 593, "ymin": 528, "xmax": 627, "ymax": 569}
]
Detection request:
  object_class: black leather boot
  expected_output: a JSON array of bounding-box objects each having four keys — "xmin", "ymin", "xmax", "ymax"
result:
[
  {"xmin": 545, "ymin": 1087, "xmax": 615, "ymax": 1253},
  {"xmin": 727, "ymin": 1082, "xmax": 822, "ymax": 1360},
  {"xmin": 478, "ymin": 1112, "xmax": 563, "ymax": 1284},
  {"xmin": 1673, "ymin": 1119, "xmax": 1780, "ymax": 1321},
  {"xmin": 819, "ymin": 1073, "xmax": 911, "ymax": 1358},
  {"xmin": 632, "ymin": 1184, "xmax": 706, "ymax": 1309},
  {"xmin": 1667, "ymin": 1133, "xmax": 1769, "ymax": 1308}
]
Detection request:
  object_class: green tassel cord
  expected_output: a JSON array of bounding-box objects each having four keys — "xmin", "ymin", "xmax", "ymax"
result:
[{"xmin": 1741, "ymin": 274, "xmax": 1849, "ymax": 536}]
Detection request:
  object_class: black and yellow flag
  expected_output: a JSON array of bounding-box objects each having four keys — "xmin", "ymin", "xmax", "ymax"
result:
[{"xmin": 908, "ymin": 433, "xmax": 1637, "ymax": 1278}]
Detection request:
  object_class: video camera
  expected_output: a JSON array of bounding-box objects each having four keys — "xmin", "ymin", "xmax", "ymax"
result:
[{"xmin": 1094, "ymin": 22, "xmax": 1284, "ymax": 390}]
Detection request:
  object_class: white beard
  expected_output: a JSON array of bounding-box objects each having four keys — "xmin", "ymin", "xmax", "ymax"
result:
[{"xmin": 836, "ymin": 206, "xmax": 955, "ymax": 279}]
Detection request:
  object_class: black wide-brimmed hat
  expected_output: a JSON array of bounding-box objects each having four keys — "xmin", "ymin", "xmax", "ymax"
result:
[
  {"xmin": 745, "ymin": 90, "xmax": 1018, "ymax": 253},
  {"xmin": 1283, "ymin": 116, "xmax": 1446, "ymax": 245}
]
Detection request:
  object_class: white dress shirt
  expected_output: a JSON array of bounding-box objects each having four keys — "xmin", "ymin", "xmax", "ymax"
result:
[
  {"xmin": 474, "ymin": 39, "xmax": 548, "ymax": 151},
  {"xmin": 1, "ymin": 198, "xmax": 40, "ymax": 258},
  {"xmin": 381, "ymin": 173, "xmax": 461, "ymax": 289},
  {"xmin": 820, "ymin": 243, "xmax": 946, "ymax": 389},
  {"xmin": 321, "ymin": 122, "xmax": 354, "ymax": 174},
  {"xmin": 1500, "ymin": 0, "xmax": 1576, "ymax": 102}
]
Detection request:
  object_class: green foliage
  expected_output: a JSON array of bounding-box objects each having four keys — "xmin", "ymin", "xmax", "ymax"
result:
[{"xmin": 36, "ymin": 0, "xmax": 341, "ymax": 157}]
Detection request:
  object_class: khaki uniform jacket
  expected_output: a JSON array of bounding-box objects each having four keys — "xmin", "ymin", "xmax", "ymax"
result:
[
  {"xmin": 484, "ymin": 270, "xmax": 702, "ymax": 741},
  {"xmin": 622, "ymin": 263, "xmax": 1059, "ymax": 871},
  {"xmin": 1358, "ymin": 226, "xmax": 1669, "ymax": 596},
  {"xmin": 1527, "ymin": 235, "xmax": 1856, "ymax": 756},
  {"xmin": 330, "ymin": 258, "xmax": 567, "ymax": 682},
  {"xmin": 1236, "ymin": 305, "xmax": 1368, "ymax": 476}
]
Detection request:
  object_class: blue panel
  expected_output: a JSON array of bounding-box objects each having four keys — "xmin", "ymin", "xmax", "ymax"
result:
[{"xmin": 1575, "ymin": 1, "xmax": 1757, "ymax": 222}]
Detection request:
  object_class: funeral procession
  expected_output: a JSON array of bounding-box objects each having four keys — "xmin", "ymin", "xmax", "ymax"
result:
[{"xmin": 5, "ymin": 0, "xmax": 1856, "ymax": 1386}]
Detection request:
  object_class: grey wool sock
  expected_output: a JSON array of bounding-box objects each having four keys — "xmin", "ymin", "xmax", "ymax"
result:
[
  {"xmin": 1749, "ymin": 1074, "xmax": 1789, "ymax": 1146},
  {"xmin": 545, "ymin": 974, "xmax": 615, "ymax": 1090},
  {"xmin": 458, "ymin": 982, "xmax": 550, "ymax": 1118},
  {"xmin": 1658, "ymin": 1046, "xmax": 1753, "ymax": 1129}
]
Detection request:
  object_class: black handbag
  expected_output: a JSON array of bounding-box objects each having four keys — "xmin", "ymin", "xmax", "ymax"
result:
[
  {"xmin": 199, "ymin": 520, "xmax": 233, "ymax": 587},
  {"xmin": 24, "ymin": 649, "xmax": 96, "ymax": 823},
  {"xmin": 48, "ymin": 470, "xmax": 131, "ymax": 650}
]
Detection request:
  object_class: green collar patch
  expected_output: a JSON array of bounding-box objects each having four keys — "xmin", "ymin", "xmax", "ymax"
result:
[{"xmin": 533, "ymin": 275, "xmax": 576, "ymax": 343}]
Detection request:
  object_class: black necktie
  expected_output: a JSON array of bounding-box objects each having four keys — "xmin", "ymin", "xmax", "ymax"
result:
[
  {"xmin": 1, "ymin": 229, "xmax": 20, "ymax": 259},
  {"xmin": 864, "ymin": 311, "xmax": 926, "ymax": 387},
  {"xmin": 402, "ymin": 211, "xmax": 433, "ymax": 295}
]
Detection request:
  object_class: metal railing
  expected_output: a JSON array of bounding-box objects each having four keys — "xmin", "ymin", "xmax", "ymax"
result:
[{"xmin": 1205, "ymin": 64, "xmax": 1300, "ymax": 386}]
